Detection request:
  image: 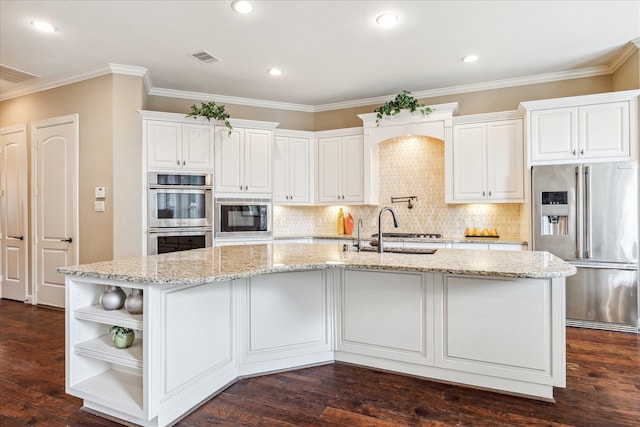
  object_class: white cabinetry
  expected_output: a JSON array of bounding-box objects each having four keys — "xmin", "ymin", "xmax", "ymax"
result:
[
  {"xmin": 66, "ymin": 276, "xmax": 237, "ymax": 427},
  {"xmin": 145, "ymin": 119, "xmax": 214, "ymax": 172},
  {"xmin": 215, "ymin": 126, "xmax": 274, "ymax": 196},
  {"xmin": 436, "ymin": 274, "xmax": 564, "ymax": 386},
  {"xmin": 273, "ymin": 131, "xmax": 313, "ymax": 204},
  {"xmin": 521, "ymin": 90, "xmax": 639, "ymax": 165},
  {"xmin": 336, "ymin": 270, "xmax": 434, "ymax": 365},
  {"xmin": 449, "ymin": 115, "xmax": 524, "ymax": 203},
  {"xmin": 316, "ymin": 130, "xmax": 364, "ymax": 204}
]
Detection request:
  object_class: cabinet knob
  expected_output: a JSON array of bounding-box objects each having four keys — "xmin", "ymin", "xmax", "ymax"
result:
[
  {"xmin": 183, "ymin": 161, "xmax": 186, "ymax": 166},
  {"xmin": 572, "ymin": 149, "xmax": 576, "ymax": 155},
  {"xmin": 245, "ymin": 186, "xmax": 248, "ymax": 190},
  {"xmin": 482, "ymin": 191, "xmax": 486, "ymax": 196},
  {"xmin": 489, "ymin": 191, "xmax": 492, "ymax": 196},
  {"xmin": 176, "ymin": 160, "xmax": 180, "ymax": 165},
  {"xmin": 580, "ymin": 149, "xmax": 584, "ymax": 155}
]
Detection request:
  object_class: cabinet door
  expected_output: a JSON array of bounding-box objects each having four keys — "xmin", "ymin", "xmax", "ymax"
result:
[
  {"xmin": 579, "ymin": 101, "xmax": 630, "ymax": 160},
  {"xmin": 341, "ymin": 135, "xmax": 364, "ymax": 203},
  {"xmin": 529, "ymin": 107, "xmax": 578, "ymax": 163},
  {"xmin": 215, "ymin": 127, "xmax": 243, "ymax": 193},
  {"xmin": 288, "ymin": 137, "xmax": 311, "ymax": 203},
  {"xmin": 317, "ymin": 137, "xmax": 342, "ymax": 203},
  {"xmin": 147, "ymin": 120, "xmax": 181, "ymax": 170},
  {"xmin": 244, "ymin": 129, "xmax": 272, "ymax": 194},
  {"xmin": 452, "ymin": 123, "xmax": 486, "ymax": 202},
  {"xmin": 486, "ymin": 119, "xmax": 523, "ymax": 201},
  {"xmin": 272, "ymin": 136, "xmax": 288, "ymax": 202},
  {"xmin": 182, "ymin": 123, "xmax": 213, "ymax": 171}
]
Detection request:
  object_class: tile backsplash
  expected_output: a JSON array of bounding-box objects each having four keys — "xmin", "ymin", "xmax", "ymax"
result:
[{"xmin": 274, "ymin": 135, "xmax": 521, "ymax": 238}]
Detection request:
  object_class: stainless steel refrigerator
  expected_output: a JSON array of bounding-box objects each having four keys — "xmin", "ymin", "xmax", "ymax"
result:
[{"xmin": 532, "ymin": 161, "xmax": 638, "ymax": 332}]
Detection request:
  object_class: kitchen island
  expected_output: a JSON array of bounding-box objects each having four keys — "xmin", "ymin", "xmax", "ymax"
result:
[{"xmin": 60, "ymin": 244, "xmax": 575, "ymax": 427}]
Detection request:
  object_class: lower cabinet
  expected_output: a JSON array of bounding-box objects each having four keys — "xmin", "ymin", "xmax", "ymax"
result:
[
  {"xmin": 336, "ymin": 270, "xmax": 434, "ymax": 365},
  {"xmin": 237, "ymin": 270, "xmax": 333, "ymax": 374},
  {"xmin": 435, "ymin": 274, "xmax": 565, "ymax": 387}
]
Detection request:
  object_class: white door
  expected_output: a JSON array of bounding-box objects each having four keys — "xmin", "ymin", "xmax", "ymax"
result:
[
  {"xmin": 32, "ymin": 115, "xmax": 78, "ymax": 307},
  {"xmin": 0, "ymin": 125, "xmax": 28, "ymax": 301}
]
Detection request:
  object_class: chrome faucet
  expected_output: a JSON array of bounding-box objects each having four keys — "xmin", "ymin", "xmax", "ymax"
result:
[
  {"xmin": 378, "ymin": 207, "xmax": 400, "ymax": 253},
  {"xmin": 354, "ymin": 218, "xmax": 364, "ymax": 251}
]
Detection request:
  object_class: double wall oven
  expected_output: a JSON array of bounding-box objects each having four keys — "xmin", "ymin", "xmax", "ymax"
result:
[{"xmin": 147, "ymin": 172, "xmax": 213, "ymax": 254}]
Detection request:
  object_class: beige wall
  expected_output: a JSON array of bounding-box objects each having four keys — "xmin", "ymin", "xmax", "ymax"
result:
[
  {"xmin": 147, "ymin": 95, "xmax": 315, "ymax": 130},
  {"xmin": 612, "ymin": 49, "xmax": 640, "ymax": 91},
  {"xmin": 0, "ymin": 75, "xmax": 116, "ymax": 265},
  {"xmin": 112, "ymin": 74, "xmax": 147, "ymax": 259}
]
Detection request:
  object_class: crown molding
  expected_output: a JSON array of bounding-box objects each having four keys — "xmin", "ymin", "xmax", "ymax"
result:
[
  {"xmin": 148, "ymin": 87, "xmax": 315, "ymax": 113},
  {"xmin": 607, "ymin": 38, "xmax": 640, "ymax": 73},
  {"xmin": 0, "ymin": 63, "xmax": 148, "ymax": 102}
]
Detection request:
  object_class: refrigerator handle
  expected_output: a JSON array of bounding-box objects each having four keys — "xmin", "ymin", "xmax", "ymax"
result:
[
  {"xmin": 584, "ymin": 165, "xmax": 591, "ymax": 259},
  {"xmin": 575, "ymin": 166, "xmax": 581, "ymax": 258}
]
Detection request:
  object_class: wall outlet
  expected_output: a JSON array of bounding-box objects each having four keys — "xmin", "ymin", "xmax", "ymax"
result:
[{"xmin": 94, "ymin": 201, "xmax": 105, "ymax": 212}]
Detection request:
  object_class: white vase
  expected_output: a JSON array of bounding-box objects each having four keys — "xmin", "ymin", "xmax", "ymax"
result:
[
  {"xmin": 99, "ymin": 286, "xmax": 126, "ymax": 310},
  {"xmin": 125, "ymin": 289, "xmax": 143, "ymax": 314}
]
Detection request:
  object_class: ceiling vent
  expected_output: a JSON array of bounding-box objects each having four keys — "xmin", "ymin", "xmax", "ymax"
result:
[
  {"xmin": 0, "ymin": 64, "xmax": 40, "ymax": 83},
  {"xmin": 190, "ymin": 50, "xmax": 220, "ymax": 64}
]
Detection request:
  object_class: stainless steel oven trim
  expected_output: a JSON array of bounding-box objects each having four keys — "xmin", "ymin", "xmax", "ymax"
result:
[
  {"xmin": 148, "ymin": 172, "xmax": 213, "ymax": 187},
  {"xmin": 215, "ymin": 199, "xmax": 272, "ymax": 239},
  {"xmin": 148, "ymin": 187, "xmax": 213, "ymax": 228},
  {"xmin": 147, "ymin": 227, "xmax": 213, "ymax": 255}
]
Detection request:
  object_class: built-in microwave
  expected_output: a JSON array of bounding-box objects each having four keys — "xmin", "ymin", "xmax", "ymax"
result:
[
  {"xmin": 215, "ymin": 199, "xmax": 272, "ymax": 238},
  {"xmin": 148, "ymin": 172, "xmax": 212, "ymax": 228},
  {"xmin": 147, "ymin": 227, "xmax": 212, "ymax": 255}
]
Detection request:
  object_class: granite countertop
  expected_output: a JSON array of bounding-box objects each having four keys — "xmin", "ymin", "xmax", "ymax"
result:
[
  {"xmin": 275, "ymin": 234, "xmax": 528, "ymax": 245},
  {"xmin": 58, "ymin": 243, "xmax": 574, "ymax": 285}
]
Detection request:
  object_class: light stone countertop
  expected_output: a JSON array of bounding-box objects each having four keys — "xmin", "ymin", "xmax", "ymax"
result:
[
  {"xmin": 58, "ymin": 243, "xmax": 575, "ymax": 286},
  {"xmin": 275, "ymin": 234, "xmax": 528, "ymax": 245}
]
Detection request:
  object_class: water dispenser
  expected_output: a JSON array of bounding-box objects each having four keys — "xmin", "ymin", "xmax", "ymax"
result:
[{"xmin": 540, "ymin": 191, "xmax": 568, "ymax": 236}]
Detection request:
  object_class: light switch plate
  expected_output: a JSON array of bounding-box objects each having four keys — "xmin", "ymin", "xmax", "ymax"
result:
[
  {"xmin": 95, "ymin": 186, "xmax": 106, "ymax": 199},
  {"xmin": 94, "ymin": 201, "xmax": 105, "ymax": 212}
]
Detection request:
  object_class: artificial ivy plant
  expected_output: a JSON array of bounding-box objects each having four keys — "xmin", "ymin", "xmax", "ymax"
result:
[
  {"xmin": 373, "ymin": 90, "xmax": 433, "ymax": 125},
  {"xmin": 186, "ymin": 101, "xmax": 233, "ymax": 135}
]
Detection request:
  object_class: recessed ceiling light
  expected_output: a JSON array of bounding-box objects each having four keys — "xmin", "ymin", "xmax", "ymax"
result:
[
  {"xmin": 32, "ymin": 20, "xmax": 56, "ymax": 32},
  {"xmin": 376, "ymin": 13, "xmax": 398, "ymax": 27},
  {"xmin": 231, "ymin": 1, "xmax": 254, "ymax": 14},
  {"xmin": 462, "ymin": 54, "xmax": 479, "ymax": 63},
  {"xmin": 268, "ymin": 67, "xmax": 283, "ymax": 76}
]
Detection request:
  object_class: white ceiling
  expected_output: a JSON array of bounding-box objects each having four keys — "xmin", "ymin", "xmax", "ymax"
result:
[{"xmin": 1, "ymin": 0, "xmax": 639, "ymax": 109}]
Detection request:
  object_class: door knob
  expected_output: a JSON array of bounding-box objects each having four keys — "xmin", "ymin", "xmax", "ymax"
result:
[
  {"xmin": 61, "ymin": 237, "xmax": 73, "ymax": 243},
  {"xmin": 9, "ymin": 235, "xmax": 23, "ymax": 240}
]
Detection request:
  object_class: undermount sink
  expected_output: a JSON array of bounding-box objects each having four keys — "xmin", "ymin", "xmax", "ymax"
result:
[{"xmin": 359, "ymin": 246, "xmax": 437, "ymax": 255}]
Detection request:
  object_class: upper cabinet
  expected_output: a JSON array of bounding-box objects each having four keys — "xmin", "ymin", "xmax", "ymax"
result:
[
  {"xmin": 146, "ymin": 120, "xmax": 214, "ymax": 172},
  {"xmin": 215, "ymin": 126, "xmax": 274, "ymax": 197},
  {"xmin": 520, "ymin": 90, "xmax": 639, "ymax": 165},
  {"xmin": 448, "ymin": 115, "xmax": 524, "ymax": 204},
  {"xmin": 273, "ymin": 130, "xmax": 313, "ymax": 205},
  {"xmin": 316, "ymin": 130, "xmax": 364, "ymax": 204}
]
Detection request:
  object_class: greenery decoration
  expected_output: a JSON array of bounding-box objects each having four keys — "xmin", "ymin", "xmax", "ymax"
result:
[
  {"xmin": 373, "ymin": 90, "xmax": 433, "ymax": 125},
  {"xmin": 110, "ymin": 325, "xmax": 134, "ymax": 336},
  {"xmin": 186, "ymin": 101, "xmax": 233, "ymax": 135}
]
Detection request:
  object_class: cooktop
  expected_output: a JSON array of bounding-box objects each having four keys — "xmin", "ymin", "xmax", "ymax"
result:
[{"xmin": 370, "ymin": 232, "xmax": 442, "ymax": 239}]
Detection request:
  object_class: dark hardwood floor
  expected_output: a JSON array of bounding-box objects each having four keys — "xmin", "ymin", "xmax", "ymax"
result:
[{"xmin": 1, "ymin": 298, "xmax": 638, "ymax": 426}]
